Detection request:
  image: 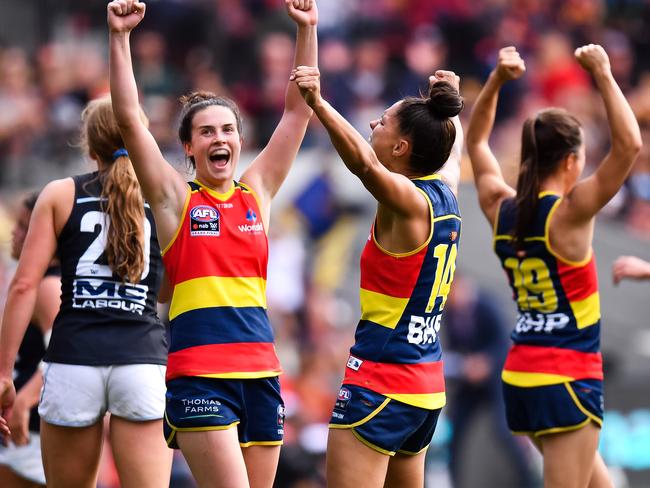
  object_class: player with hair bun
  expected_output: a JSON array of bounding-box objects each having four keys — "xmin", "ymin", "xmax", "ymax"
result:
[{"xmin": 293, "ymin": 64, "xmax": 464, "ymax": 487}]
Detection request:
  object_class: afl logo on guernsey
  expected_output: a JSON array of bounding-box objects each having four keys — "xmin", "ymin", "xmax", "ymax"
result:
[{"xmin": 190, "ymin": 205, "xmax": 220, "ymax": 236}]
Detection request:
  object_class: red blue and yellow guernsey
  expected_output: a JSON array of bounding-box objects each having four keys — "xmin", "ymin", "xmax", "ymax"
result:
[
  {"xmin": 494, "ymin": 192, "xmax": 602, "ymax": 387},
  {"xmin": 162, "ymin": 180, "xmax": 281, "ymax": 382},
  {"xmin": 342, "ymin": 175, "xmax": 461, "ymax": 410}
]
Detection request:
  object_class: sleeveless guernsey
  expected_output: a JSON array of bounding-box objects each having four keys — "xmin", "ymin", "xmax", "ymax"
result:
[
  {"xmin": 343, "ymin": 175, "xmax": 461, "ymax": 410},
  {"xmin": 163, "ymin": 180, "xmax": 281, "ymax": 381},
  {"xmin": 494, "ymin": 193, "xmax": 602, "ymax": 387},
  {"xmin": 44, "ymin": 172, "xmax": 167, "ymax": 365}
]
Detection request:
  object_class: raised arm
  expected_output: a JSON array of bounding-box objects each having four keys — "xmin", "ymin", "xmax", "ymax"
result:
[
  {"xmin": 240, "ymin": 0, "xmax": 318, "ymax": 221},
  {"xmin": 466, "ymin": 47, "xmax": 523, "ymax": 224},
  {"xmin": 0, "ymin": 182, "xmax": 61, "ymax": 429},
  {"xmin": 434, "ymin": 71, "xmax": 463, "ymax": 196},
  {"xmin": 437, "ymin": 115, "xmax": 463, "ymax": 196},
  {"xmin": 293, "ymin": 66, "xmax": 428, "ymax": 217},
  {"xmin": 561, "ymin": 44, "xmax": 642, "ymax": 222},
  {"xmin": 108, "ymin": 0, "xmax": 187, "ymax": 244}
]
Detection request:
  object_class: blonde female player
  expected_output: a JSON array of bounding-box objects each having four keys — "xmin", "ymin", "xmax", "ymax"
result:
[
  {"xmin": 0, "ymin": 97, "xmax": 171, "ymax": 488},
  {"xmin": 466, "ymin": 44, "xmax": 641, "ymax": 487}
]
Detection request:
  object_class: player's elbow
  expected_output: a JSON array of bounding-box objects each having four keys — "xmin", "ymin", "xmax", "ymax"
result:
[
  {"xmin": 349, "ymin": 148, "xmax": 380, "ymax": 178},
  {"xmin": 9, "ymin": 275, "xmax": 39, "ymax": 298},
  {"xmin": 628, "ymin": 134, "xmax": 643, "ymax": 156}
]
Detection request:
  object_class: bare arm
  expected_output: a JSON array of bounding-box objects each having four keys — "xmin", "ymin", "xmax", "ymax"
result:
[
  {"xmin": 434, "ymin": 71, "xmax": 463, "ymax": 196},
  {"xmin": 612, "ymin": 256, "xmax": 650, "ymax": 284},
  {"xmin": 562, "ymin": 45, "xmax": 642, "ymax": 222},
  {"xmin": 8, "ymin": 371, "xmax": 42, "ymax": 446},
  {"xmin": 438, "ymin": 115, "xmax": 463, "ymax": 196},
  {"xmin": 33, "ymin": 274, "xmax": 60, "ymax": 336},
  {"xmin": 8, "ymin": 272, "xmax": 59, "ymax": 445},
  {"xmin": 0, "ymin": 182, "xmax": 61, "ymax": 426},
  {"xmin": 466, "ymin": 47, "xmax": 523, "ymax": 225},
  {"xmin": 293, "ymin": 66, "xmax": 428, "ymax": 217},
  {"xmin": 240, "ymin": 0, "xmax": 318, "ymax": 224},
  {"xmin": 108, "ymin": 0, "xmax": 187, "ymax": 240}
]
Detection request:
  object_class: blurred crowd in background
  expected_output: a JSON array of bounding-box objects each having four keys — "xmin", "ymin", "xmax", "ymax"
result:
[{"xmin": 2, "ymin": 0, "xmax": 650, "ymax": 486}]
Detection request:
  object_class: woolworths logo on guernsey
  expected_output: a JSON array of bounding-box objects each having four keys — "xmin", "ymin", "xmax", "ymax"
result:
[
  {"xmin": 238, "ymin": 222, "xmax": 264, "ymax": 233},
  {"xmin": 238, "ymin": 208, "xmax": 263, "ymax": 233}
]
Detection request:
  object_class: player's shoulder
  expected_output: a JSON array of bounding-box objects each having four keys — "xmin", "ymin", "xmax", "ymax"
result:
[{"xmin": 40, "ymin": 177, "xmax": 74, "ymax": 201}]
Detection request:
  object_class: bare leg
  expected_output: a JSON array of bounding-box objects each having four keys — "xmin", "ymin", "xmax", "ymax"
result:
[
  {"xmin": 326, "ymin": 428, "xmax": 389, "ymax": 488},
  {"xmin": 0, "ymin": 464, "xmax": 44, "ymax": 488},
  {"xmin": 40, "ymin": 420, "xmax": 104, "ymax": 488},
  {"xmin": 177, "ymin": 427, "xmax": 250, "ymax": 488},
  {"xmin": 384, "ymin": 450, "xmax": 426, "ymax": 488},
  {"xmin": 242, "ymin": 445, "xmax": 281, "ymax": 488},
  {"xmin": 588, "ymin": 452, "xmax": 613, "ymax": 488},
  {"xmin": 109, "ymin": 416, "xmax": 172, "ymax": 488},
  {"xmin": 540, "ymin": 422, "xmax": 610, "ymax": 488}
]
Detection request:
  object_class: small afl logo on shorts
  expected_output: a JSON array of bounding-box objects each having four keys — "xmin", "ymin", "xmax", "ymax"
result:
[
  {"xmin": 338, "ymin": 388, "xmax": 351, "ymax": 401},
  {"xmin": 277, "ymin": 404, "xmax": 286, "ymax": 426},
  {"xmin": 346, "ymin": 355, "xmax": 363, "ymax": 371},
  {"xmin": 190, "ymin": 205, "xmax": 220, "ymax": 236},
  {"xmin": 335, "ymin": 387, "xmax": 351, "ymax": 411}
]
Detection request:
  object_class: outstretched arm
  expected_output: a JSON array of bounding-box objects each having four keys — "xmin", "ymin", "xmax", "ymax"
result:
[
  {"xmin": 562, "ymin": 44, "xmax": 642, "ymax": 222},
  {"xmin": 241, "ymin": 0, "xmax": 318, "ymax": 224},
  {"xmin": 613, "ymin": 255, "xmax": 650, "ymax": 284},
  {"xmin": 293, "ymin": 66, "xmax": 428, "ymax": 218},
  {"xmin": 108, "ymin": 0, "xmax": 187, "ymax": 245},
  {"xmin": 466, "ymin": 47, "xmax": 522, "ymax": 225}
]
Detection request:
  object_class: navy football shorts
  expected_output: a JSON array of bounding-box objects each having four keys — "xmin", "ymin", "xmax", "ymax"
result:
[
  {"xmin": 164, "ymin": 376, "xmax": 284, "ymax": 449},
  {"xmin": 329, "ymin": 384, "xmax": 441, "ymax": 456},
  {"xmin": 503, "ymin": 379, "xmax": 603, "ymax": 437}
]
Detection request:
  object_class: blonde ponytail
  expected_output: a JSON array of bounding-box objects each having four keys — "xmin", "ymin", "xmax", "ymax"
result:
[
  {"xmin": 81, "ymin": 97, "xmax": 149, "ymax": 283},
  {"xmin": 101, "ymin": 153, "xmax": 145, "ymax": 283}
]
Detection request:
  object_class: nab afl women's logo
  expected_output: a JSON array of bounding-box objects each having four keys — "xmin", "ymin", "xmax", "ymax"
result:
[{"xmin": 190, "ymin": 205, "xmax": 220, "ymax": 236}]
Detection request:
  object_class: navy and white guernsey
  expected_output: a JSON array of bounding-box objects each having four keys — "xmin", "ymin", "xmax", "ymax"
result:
[{"xmin": 44, "ymin": 172, "xmax": 167, "ymax": 366}]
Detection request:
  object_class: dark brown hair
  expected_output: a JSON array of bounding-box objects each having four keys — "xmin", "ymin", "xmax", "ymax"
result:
[
  {"xmin": 80, "ymin": 97, "xmax": 147, "ymax": 283},
  {"xmin": 396, "ymin": 81, "xmax": 464, "ymax": 175},
  {"xmin": 178, "ymin": 91, "xmax": 242, "ymax": 169},
  {"xmin": 514, "ymin": 108, "xmax": 582, "ymax": 246},
  {"xmin": 22, "ymin": 191, "xmax": 40, "ymax": 212}
]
